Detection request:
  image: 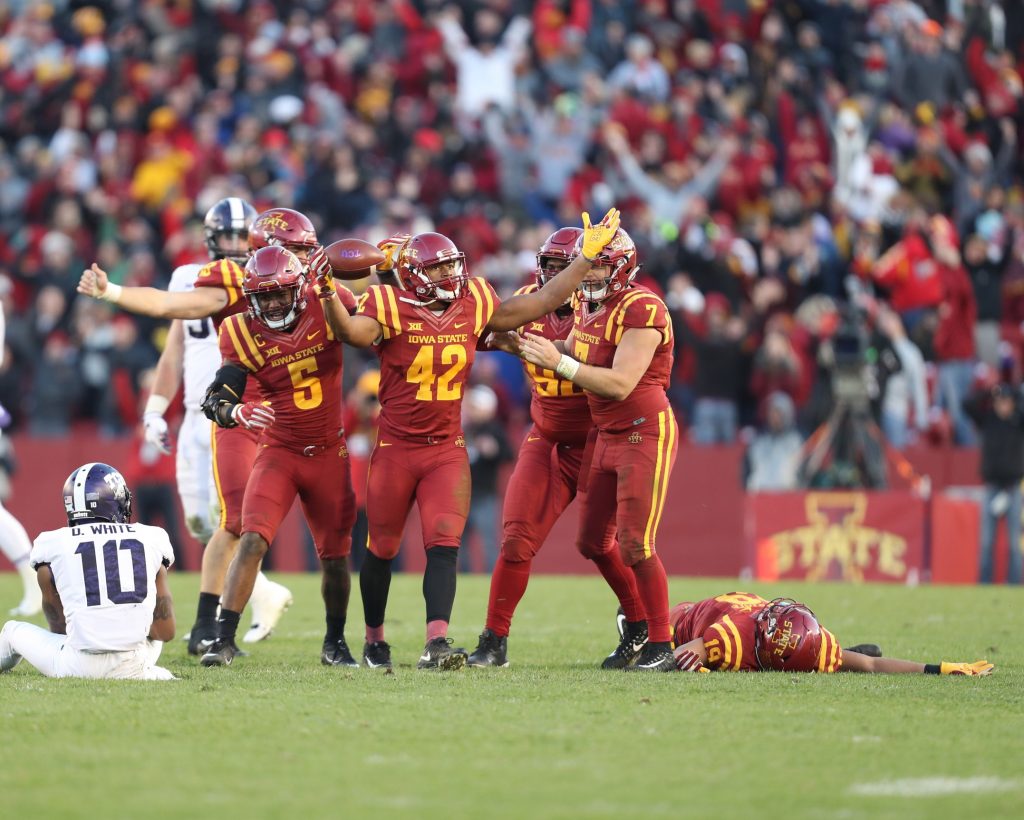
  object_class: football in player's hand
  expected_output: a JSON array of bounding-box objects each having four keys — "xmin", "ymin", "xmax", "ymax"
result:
[{"xmin": 324, "ymin": 239, "xmax": 387, "ymax": 280}]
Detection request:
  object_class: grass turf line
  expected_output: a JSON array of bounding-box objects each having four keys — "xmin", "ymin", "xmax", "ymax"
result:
[{"xmin": 1, "ymin": 573, "xmax": 1020, "ymax": 819}]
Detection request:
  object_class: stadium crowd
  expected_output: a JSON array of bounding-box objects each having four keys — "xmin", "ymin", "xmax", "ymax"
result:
[{"xmin": 0, "ymin": 0, "xmax": 1022, "ymax": 468}]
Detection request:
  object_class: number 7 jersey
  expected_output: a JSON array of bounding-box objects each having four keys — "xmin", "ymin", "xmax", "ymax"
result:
[{"xmin": 356, "ymin": 279, "xmax": 498, "ymax": 439}]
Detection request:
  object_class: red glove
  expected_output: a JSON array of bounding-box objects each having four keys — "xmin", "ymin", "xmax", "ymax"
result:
[
  {"xmin": 674, "ymin": 648, "xmax": 708, "ymax": 673},
  {"xmin": 231, "ymin": 401, "xmax": 275, "ymax": 431},
  {"xmin": 307, "ymin": 245, "xmax": 335, "ymax": 300}
]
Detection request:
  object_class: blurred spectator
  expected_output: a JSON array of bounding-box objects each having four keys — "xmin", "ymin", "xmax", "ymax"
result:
[
  {"xmin": 744, "ymin": 392, "xmax": 804, "ymax": 492},
  {"xmin": 962, "ymin": 382, "xmax": 1024, "ymax": 584},
  {"xmin": 27, "ymin": 332, "xmax": 81, "ymax": 436},
  {"xmin": 461, "ymin": 385, "xmax": 512, "ymax": 574},
  {"xmin": 876, "ymin": 305, "xmax": 929, "ymax": 449}
]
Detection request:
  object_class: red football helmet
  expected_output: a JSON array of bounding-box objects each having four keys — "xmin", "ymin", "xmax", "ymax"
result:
[
  {"xmin": 396, "ymin": 232, "xmax": 468, "ymax": 303},
  {"xmin": 753, "ymin": 598, "xmax": 825, "ymax": 673},
  {"xmin": 573, "ymin": 227, "xmax": 639, "ymax": 303},
  {"xmin": 243, "ymin": 246, "xmax": 307, "ymax": 330},
  {"xmin": 249, "ymin": 208, "xmax": 318, "ymax": 262},
  {"xmin": 536, "ymin": 227, "xmax": 583, "ymax": 287}
]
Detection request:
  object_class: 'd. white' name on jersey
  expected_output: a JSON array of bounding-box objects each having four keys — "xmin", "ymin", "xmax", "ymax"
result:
[
  {"xmin": 30, "ymin": 523, "xmax": 175, "ymax": 652},
  {"xmin": 169, "ymin": 263, "xmax": 218, "ymax": 410}
]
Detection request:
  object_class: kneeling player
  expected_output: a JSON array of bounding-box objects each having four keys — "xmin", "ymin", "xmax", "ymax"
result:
[
  {"xmin": 617, "ymin": 591, "xmax": 993, "ymax": 676},
  {"xmin": 200, "ymin": 246, "xmax": 359, "ymax": 668},
  {"xmin": 0, "ymin": 464, "xmax": 176, "ymax": 680}
]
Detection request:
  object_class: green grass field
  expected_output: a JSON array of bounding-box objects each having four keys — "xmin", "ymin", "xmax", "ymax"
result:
[{"xmin": 1, "ymin": 572, "xmax": 1020, "ymax": 819}]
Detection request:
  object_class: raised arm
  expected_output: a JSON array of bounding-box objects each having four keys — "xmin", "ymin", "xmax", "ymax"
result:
[
  {"xmin": 148, "ymin": 566, "xmax": 176, "ymax": 642},
  {"xmin": 78, "ymin": 263, "xmax": 228, "ymax": 319},
  {"xmin": 841, "ymin": 650, "xmax": 992, "ymax": 676},
  {"xmin": 520, "ymin": 326, "xmax": 662, "ymax": 401},
  {"xmin": 486, "ymin": 209, "xmax": 620, "ymax": 332},
  {"xmin": 36, "ymin": 565, "xmax": 66, "ymax": 635}
]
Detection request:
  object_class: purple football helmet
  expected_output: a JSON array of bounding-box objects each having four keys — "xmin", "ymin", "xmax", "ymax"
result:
[{"xmin": 63, "ymin": 463, "xmax": 133, "ymax": 525}]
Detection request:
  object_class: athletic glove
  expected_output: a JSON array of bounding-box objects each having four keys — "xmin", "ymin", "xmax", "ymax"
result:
[
  {"xmin": 674, "ymin": 647, "xmax": 710, "ymax": 673},
  {"xmin": 307, "ymin": 245, "xmax": 335, "ymax": 300},
  {"xmin": 940, "ymin": 660, "xmax": 994, "ymax": 677},
  {"xmin": 231, "ymin": 401, "xmax": 275, "ymax": 431},
  {"xmin": 580, "ymin": 208, "xmax": 621, "ymax": 261},
  {"xmin": 376, "ymin": 233, "xmax": 412, "ymax": 272},
  {"xmin": 143, "ymin": 412, "xmax": 172, "ymax": 455}
]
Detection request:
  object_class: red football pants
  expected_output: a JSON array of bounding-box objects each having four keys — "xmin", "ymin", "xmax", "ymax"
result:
[
  {"xmin": 576, "ymin": 409, "xmax": 679, "ymax": 566},
  {"xmin": 241, "ymin": 439, "xmax": 356, "ymax": 560},
  {"xmin": 211, "ymin": 423, "xmax": 260, "ymax": 536},
  {"xmin": 366, "ymin": 437, "xmax": 470, "ymax": 559},
  {"xmin": 501, "ymin": 427, "xmax": 587, "ymax": 561}
]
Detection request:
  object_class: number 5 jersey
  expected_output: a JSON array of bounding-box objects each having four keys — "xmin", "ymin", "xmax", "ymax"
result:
[{"xmin": 30, "ymin": 523, "xmax": 175, "ymax": 652}]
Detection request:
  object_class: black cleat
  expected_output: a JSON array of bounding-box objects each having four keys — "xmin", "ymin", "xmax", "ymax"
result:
[
  {"xmin": 363, "ymin": 640, "xmax": 393, "ymax": 670},
  {"xmin": 200, "ymin": 637, "xmax": 243, "ymax": 667},
  {"xmin": 417, "ymin": 637, "xmax": 467, "ymax": 671},
  {"xmin": 603, "ymin": 608, "xmax": 648, "ymax": 669},
  {"xmin": 625, "ymin": 642, "xmax": 676, "ymax": 672},
  {"xmin": 467, "ymin": 629, "xmax": 509, "ymax": 668},
  {"xmin": 186, "ymin": 618, "xmax": 217, "ymax": 657},
  {"xmin": 322, "ymin": 637, "xmax": 359, "ymax": 667},
  {"xmin": 845, "ymin": 643, "xmax": 883, "ymax": 658}
]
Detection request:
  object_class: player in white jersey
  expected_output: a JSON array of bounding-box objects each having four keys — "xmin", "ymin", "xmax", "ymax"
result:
[
  {"xmin": 0, "ymin": 303, "xmax": 42, "ymax": 616},
  {"xmin": 142, "ymin": 198, "xmax": 293, "ymax": 649},
  {"xmin": 0, "ymin": 463, "xmax": 177, "ymax": 679}
]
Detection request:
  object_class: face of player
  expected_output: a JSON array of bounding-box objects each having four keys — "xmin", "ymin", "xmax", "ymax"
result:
[
  {"xmin": 285, "ymin": 244, "xmax": 312, "ymax": 264},
  {"xmin": 579, "ymin": 263, "xmax": 613, "ymax": 302},
  {"xmin": 216, "ymin": 233, "xmax": 249, "ymax": 261},
  {"xmin": 255, "ymin": 288, "xmax": 297, "ymax": 326},
  {"xmin": 538, "ymin": 257, "xmax": 569, "ymax": 287},
  {"xmin": 423, "ymin": 259, "xmax": 464, "ymax": 301}
]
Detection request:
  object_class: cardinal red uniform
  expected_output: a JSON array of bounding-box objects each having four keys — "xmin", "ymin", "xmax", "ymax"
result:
[
  {"xmin": 218, "ymin": 287, "xmax": 358, "ymax": 558},
  {"xmin": 194, "ymin": 258, "xmax": 261, "ymax": 536},
  {"xmin": 356, "ymin": 278, "xmax": 498, "ymax": 557},
  {"xmin": 670, "ymin": 592, "xmax": 843, "ymax": 673},
  {"xmin": 571, "ymin": 285, "xmax": 677, "ymax": 564}
]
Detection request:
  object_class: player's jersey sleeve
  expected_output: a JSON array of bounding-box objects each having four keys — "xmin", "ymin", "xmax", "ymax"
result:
[
  {"xmin": 193, "ymin": 258, "xmax": 244, "ymax": 311},
  {"xmin": 140, "ymin": 524, "xmax": 176, "ymax": 568},
  {"xmin": 356, "ymin": 285, "xmax": 403, "ymax": 340},
  {"xmin": 604, "ymin": 291, "xmax": 672, "ymax": 346},
  {"xmin": 701, "ymin": 615, "xmax": 748, "ymax": 672},
  {"xmin": 29, "ymin": 530, "xmax": 58, "ymax": 569},
  {"xmin": 465, "ymin": 277, "xmax": 498, "ymax": 336},
  {"xmin": 817, "ymin": 628, "xmax": 843, "ymax": 673},
  {"xmin": 218, "ymin": 313, "xmax": 265, "ymax": 374}
]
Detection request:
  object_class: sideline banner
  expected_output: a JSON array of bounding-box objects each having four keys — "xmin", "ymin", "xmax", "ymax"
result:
[{"xmin": 749, "ymin": 492, "xmax": 926, "ymax": 583}]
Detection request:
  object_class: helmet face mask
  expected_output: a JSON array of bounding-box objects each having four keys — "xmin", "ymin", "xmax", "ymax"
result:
[
  {"xmin": 754, "ymin": 598, "xmax": 823, "ymax": 672},
  {"xmin": 572, "ymin": 227, "xmax": 639, "ymax": 304},
  {"xmin": 63, "ymin": 463, "xmax": 133, "ymax": 526},
  {"xmin": 243, "ymin": 246, "xmax": 307, "ymax": 331},
  {"xmin": 204, "ymin": 197, "xmax": 257, "ymax": 264},
  {"xmin": 397, "ymin": 233, "xmax": 468, "ymax": 305},
  {"xmin": 536, "ymin": 227, "xmax": 582, "ymax": 292}
]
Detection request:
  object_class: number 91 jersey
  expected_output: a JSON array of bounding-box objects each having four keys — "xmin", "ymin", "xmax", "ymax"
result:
[
  {"xmin": 356, "ymin": 279, "xmax": 498, "ymax": 439},
  {"xmin": 218, "ymin": 288, "xmax": 358, "ymax": 448},
  {"xmin": 30, "ymin": 523, "xmax": 175, "ymax": 652}
]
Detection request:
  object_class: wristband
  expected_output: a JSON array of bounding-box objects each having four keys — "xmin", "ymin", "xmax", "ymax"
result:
[
  {"xmin": 144, "ymin": 395, "xmax": 170, "ymax": 417},
  {"xmin": 555, "ymin": 354, "xmax": 581, "ymax": 381},
  {"xmin": 924, "ymin": 663, "xmax": 941, "ymax": 675},
  {"xmin": 99, "ymin": 282, "xmax": 122, "ymax": 304}
]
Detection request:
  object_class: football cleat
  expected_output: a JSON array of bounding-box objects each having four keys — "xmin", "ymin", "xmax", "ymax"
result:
[
  {"xmin": 603, "ymin": 607, "xmax": 648, "ymax": 669},
  {"xmin": 200, "ymin": 637, "xmax": 243, "ymax": 667},
  {"xmin": 844, "ymin": 643, "xmax": 882, "ymax": 658},
  {"xmin": 363, "ymin": 640, "xmax": 393, "ymax": 670},
  {"xmin": 417, "ymin": 637, "xmax": 467, "ymax": 671},
  {"xmin": 9, "ymin": 592, "xmax": 43, "ymax": 617},
  {"xmin": 625, "ymin": 642, "xmax": 676, "ymax": 673},
  {"xmin": 466, "ymin": 629, "xmax": 509, "ymax": 668},
  {"xmin": 243, "ymin": 579, "xmax": 293, "ymax": 643},
  {"xmin": 322, "ymin": 637, "xmax": 359, "ymax": 668},
  {"xmin": 187, "ymin": 618, "xmax": 218, "ymax": 657}
]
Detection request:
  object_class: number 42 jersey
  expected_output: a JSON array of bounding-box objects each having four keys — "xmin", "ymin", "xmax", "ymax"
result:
[{"xmin": 30, "ymin": 523, "xmax": 175, "ymax": 652}]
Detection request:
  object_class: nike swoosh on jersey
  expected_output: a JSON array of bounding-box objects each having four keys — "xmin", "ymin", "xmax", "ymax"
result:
[
  {"xmin": 378, "ymin": 441, "xmax": 392, "ymax": 448},
  {"xmin": 453, "ymin": 322, "xmax": 468, "ymax": 328},
  {"xmin": 307, "ymin": 330, "xmax": 321, "ymax": 340},
  {"xmin": 526, "ymin": 436, "xmax": 540, "ymax": 442}
]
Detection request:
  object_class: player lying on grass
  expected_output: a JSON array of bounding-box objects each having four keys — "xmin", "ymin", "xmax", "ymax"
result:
[
  {"xmin": 616, "ymin": 592, "xmax": 993, "ymax": 675},
  {"xmin": 0, "ymin": 463, "xmax": 176, "ymax": 680}
]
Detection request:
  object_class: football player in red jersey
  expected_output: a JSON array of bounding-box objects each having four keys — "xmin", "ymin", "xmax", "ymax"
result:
[
  {"xmin": 75, "ymin": 206, "xmax": 321, "ymax": 654},
  {"xmin": 519, "ymin": 226, "xmax": 680, "ymax": 671},
  {"xmin": 317, "ymin": 209, "xmax": 622, "ymax": 670},
  {"xmin": 199, "ymin": 245, "xmax": 360, "ymax": 667},
  {"xmin": 615, "ymin": 592, "xmax": 992, "ymax": 676},
  {"xmin": 467, "ymin": 228, "xmax": 644, "ymax": 668}
]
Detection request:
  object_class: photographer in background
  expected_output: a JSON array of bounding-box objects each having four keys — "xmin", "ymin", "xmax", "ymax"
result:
[{"xmin": 963, "ymin": 382, "xmax": 1024, "ymax": 584}]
